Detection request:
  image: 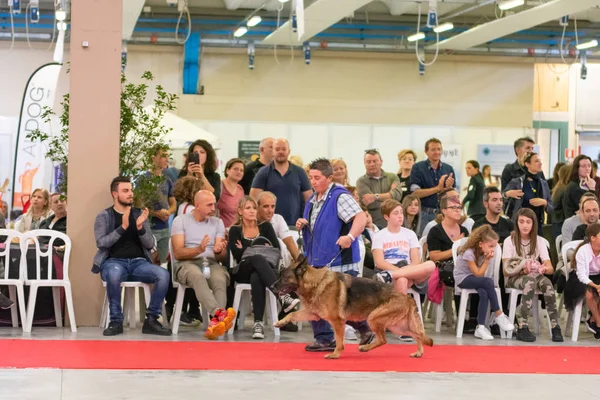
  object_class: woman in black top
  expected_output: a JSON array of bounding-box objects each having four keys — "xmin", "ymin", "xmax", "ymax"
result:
[
  {"xmin": 563, "ymin": 154, "xmax": 596, "ymax": 219},
  {"xmin": 397, "ymin": 149, "xmax": 416, "ymax": 202},
  {"xmin": 178, "ymin": 139, "xmax": 221, "ymax": 201},
  {"xmin": 462, "ymin": 160, "xmax": 485, "ymax": 218},
  {"xmin": 228, "ymin": 196, "xmax": 296, "ymax": 339}
]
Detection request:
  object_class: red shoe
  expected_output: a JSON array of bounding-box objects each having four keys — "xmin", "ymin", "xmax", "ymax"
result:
[{"xmin": 204, "ymin": 308, "xmax": 236, "ymax": 340}]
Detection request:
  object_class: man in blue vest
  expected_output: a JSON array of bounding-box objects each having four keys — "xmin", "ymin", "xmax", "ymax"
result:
[{"xmin": 296, "ymin": 158, "xmax": 374, "ymax": 352}]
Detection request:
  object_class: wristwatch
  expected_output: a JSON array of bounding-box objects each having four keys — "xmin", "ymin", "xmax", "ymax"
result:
[{"xmin": 375, "ymin": 193, "xmax": 380, "ymax": 201}]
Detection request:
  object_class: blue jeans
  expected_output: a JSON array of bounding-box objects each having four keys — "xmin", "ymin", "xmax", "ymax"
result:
[
  {"xmin": 100, "ymin": 257, "xmax": 170, "ymax": 323},
  {"xmin": 458, "ymin": 275, "xmax": 500, "ymax": 325},
  {"xmin": 310, "ymin": 270, "xmax": 371, "ymax": 343}
]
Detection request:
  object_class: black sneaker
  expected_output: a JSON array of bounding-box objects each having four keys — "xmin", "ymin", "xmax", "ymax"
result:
[
  {"xmin": 464, "ymin": 319, "xmax": 477, "ymax": 334},
  {"xmin": 305, "ymin": 340, "xmax": 336, "ymax": 352},
  {"xmin": 142, "ymin": 315, "xmax": 172, "ymax": 336},
  {"xmin": 551, "ymin": 325, "xmax": 564, "ymax": 342},
  {"xmin": 0, "ymin": 293, "xmax": 14, "ymax": 310},
  {"xmin": 490, "ymin": 324, "xmax": 501, "ymax": 336},
  {"xmin": 595, "ymin": 330, "xmax": 600, "ymax": 341},
  {"xmin": 375, "ymin": 271, "xmax": 393, "ymax": 284},
  {"xmin": 180, "ymin": 312, "xmax": 200, "ymax": 327},
  {"xmin": 585, "ymin": 318, "xmax": 598, "ymax": 334},
  {"xmin": 280, "ymin": 294, "xmax": 301, "ymax": 313},
  {"xmin": 103, "ymin": 321, "xmax": 124, "ymax": 336},
  {"xmin": 359, "ymin": 331, "xmax": 376, "ymax": 346},
  {"xmin": 515, "ymin": 326, "xmax": 536, "ymax": 342},
  {"xmin": 280, "ymin": 322, "xmax": 299, "ymax": 332}
]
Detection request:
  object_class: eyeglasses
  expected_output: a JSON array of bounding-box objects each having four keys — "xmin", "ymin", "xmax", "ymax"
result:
[{"xmin": 444, "ymin": 206, "xmax": 463, "ymax": 211}]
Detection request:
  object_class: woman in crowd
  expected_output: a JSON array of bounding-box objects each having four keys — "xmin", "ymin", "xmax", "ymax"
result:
[
  {"xmin": 563, "ymin": 154, "xmax": 596, "ymax": 219},
  {"xmin": 179, "ymin": 139, "xmax": 221, "ymax": 201},
  {"xmin": 482, "ymin": 165, "xmax": 498, "ymax": 188},
  {"xmin": 402, "ymin": 194, "xmax": 423, "ymax": 237},
  {"xmin": 396, "ymin": 149, "xmax": 416, "ymax": 201},
  {"xmin": 504, "ymin": 152, "xmax": 552, "ymax": 234},
  {"xmin": 463, "ymin": 160, "xmax": 485, "ymax": 218},
  {"xmin": 173, "ymin": 176, "xmax": 204, "ymax": 216},
  {"xmin": 331, "ymin": 158, "xmax": 350, "ymax": 186},
  {"xmin": 289, "ymin": 155, "xmax": 304, "ymax": 168},
  {"xmin": 228, "ymin": 196, "xmax": 298, "ymax": 340},
  {"xmin": 547, "ymin": 162, "xmax": 566, "ymax": 191},
  {"xmin": 217, "ymin": 158, "xmax": 245, "ymax": 228},
  {"xmin": 551, "ymin": 164, "xmax": 572, "ymax": 238},
  {"xmin": 15, "ymin": 188, "xmax": 51, "ymax": 232},
  {"xmin": 455, "ymin": 225, "xmax": 514, "ymax": 340},
  {"xmin": 566, "ymin": 223, "xmax": 600, "ymax": 340},
  {"xmin": 421, "ymin": 189, "xmax": 475, "ymax": 239},
  {"xmin": 427, "ymin": 196, "xmax": 469, "ymax": 268},
  {"xmin": 502, "ymin": 208, "xmax": 563, "ymax": 342}
]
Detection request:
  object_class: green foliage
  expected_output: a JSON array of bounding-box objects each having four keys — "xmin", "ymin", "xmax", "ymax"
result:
[{"xmin": 27, "ymin": 71, "xmax": 179, "ymax": 209}]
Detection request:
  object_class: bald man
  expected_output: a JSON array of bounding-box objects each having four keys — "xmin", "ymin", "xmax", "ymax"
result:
[
  {"xmin": 171, "ymin": 190, "xmax": 234, "ymax": 339},
  {"xmin": 240, "ymin": 137, "xmax": 274, "ymax": 195},
  {"xmin": 250, "ymin": 138, "xmax": 312, "ymax": 226}
]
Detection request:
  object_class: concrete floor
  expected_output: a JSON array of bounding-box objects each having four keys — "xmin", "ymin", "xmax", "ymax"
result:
[{"xmin": 1, "ymin": 314, "xmax": 598, "ymax": 400}]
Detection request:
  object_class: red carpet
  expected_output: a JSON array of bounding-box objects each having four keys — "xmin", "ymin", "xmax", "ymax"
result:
[{"xmin": 0, "ymin": 340, "xmax": 598, "ymax": 374}]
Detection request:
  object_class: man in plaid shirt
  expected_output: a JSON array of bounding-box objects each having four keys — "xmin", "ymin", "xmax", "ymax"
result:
[{"xmin": 296, "ymin": 158, "xmax": 374, "ymax": 352}]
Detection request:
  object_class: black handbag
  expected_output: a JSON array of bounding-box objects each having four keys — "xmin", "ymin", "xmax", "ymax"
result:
[
  {"xmin": 436, "ymin": 259, "xmax": 455, "ymax": 287},
  {"xmin": 241, "ymin": 236, "xmax": 282, "ymax": 272}
]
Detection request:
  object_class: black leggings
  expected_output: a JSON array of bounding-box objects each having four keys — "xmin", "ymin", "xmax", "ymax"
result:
[{"xmin": 234, "ymin": 255, "xmax": 278, "ymax": 321}]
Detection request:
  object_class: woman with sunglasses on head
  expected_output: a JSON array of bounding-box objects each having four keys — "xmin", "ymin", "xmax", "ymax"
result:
[{"xmin": 503, "ymin": 152, "xmax": 552, "ymax": 234}]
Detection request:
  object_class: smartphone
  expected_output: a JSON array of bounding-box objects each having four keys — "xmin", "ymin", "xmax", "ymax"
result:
[{"xmin": 189, "ymin": 152, "xmax": 200, "ymax": 165}]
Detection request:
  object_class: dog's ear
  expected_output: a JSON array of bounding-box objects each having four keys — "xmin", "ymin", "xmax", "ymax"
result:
[{"xmin": 294, "ymin": 255, "xmax": 308, "ymax": 276}]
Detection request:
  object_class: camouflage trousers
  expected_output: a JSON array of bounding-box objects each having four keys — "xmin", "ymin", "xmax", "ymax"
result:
[{"xmin": 506, "ymin": 274, "xmax": 559, "ymax": 328}]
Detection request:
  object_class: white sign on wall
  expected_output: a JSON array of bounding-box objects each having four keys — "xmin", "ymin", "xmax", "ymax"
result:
[{"xmin": 441, "ymin": 144, "xmax": 463, "ymax": 191}]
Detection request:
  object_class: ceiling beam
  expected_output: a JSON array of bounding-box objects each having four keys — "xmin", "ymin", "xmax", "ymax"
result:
[{"xmin": 430, "ymin": 0, "xmax": 600, "ymax": 50}]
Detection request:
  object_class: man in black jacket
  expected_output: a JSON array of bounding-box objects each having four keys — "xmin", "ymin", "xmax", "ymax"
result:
[
  {"xmin": 40, "ymin": 193, "xmax": 67, "ymax": 234},
  {"xmin": 501, "ymin": 137, "xmax": 536, "ymax": 190}
]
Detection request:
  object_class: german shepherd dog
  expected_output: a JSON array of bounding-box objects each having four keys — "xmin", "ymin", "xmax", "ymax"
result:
[{"xmin": 271, "ymin": 256, "xmax": 433, "ymax": 359}]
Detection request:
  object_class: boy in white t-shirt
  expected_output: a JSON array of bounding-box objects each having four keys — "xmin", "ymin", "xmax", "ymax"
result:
[{"xmin": 372, "ymin": 199, "xmax": 436, "ymax": 295}]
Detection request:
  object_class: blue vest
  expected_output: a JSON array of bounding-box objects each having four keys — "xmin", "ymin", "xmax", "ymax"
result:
[{"xmin": 302, "ymin": 185, "xmax": 360, "ymax": 268}]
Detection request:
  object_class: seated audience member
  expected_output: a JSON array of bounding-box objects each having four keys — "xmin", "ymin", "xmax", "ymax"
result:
[
  {"xmin": 15, "ymin": 188, "xmax": 51, "ymax": 232},
  {"xmin": 171, "ymin": 190, "xmax": 235, "ymax": 339},
  {"xmin": 402, "ymin": 194, "xmax": 423, "ymax": 237},
  {"xmin": 454, "ymin": 225, "xmax": 514, "ymax": 340},
  {"xmin": 504, "ymin": 152, "xmax": 552, "ymax": 233},
  {"xmin": 562, "ymin": 192, "xmax": 596, "ymax": 242},
  {"xmin": 563, "ymin": 155, "xmax": 595, "ymax": 220},
  {"xmin": 217, "ymin": 158, "xmax": 246, "ymax": 228},
  {"xmin": 39, "ymin": 193, "xmax": 67, "ymax": 233},
  {"xmin": 421, "ymin": 189, "xmax": 474, "ymax": 239},
  {"xmin": 174, "ymin": 176, "xmax": 204, "ymax": 216},
  {"xmin": 571, "ymin": 197, "xmax": 599, "ymax": 241},
  {"xmin": 373, "ymin": 200, "xmax": 435, "ymax": 294},
  {"xmin": 473, "ymin": 186, "xmax": 514, "ymax": 315},
  {"xmin": 0, "ymin": 209, "xmax": 13, "ymax": 309},
  {"xmin": 92, "ymin": 176, "xmax": 171, "ymax": 337},
  {"xmin": 502, "ymin": 208, "xmax": 563, "ymax": 342},
  {"xmin": 229, "ymin": 196, "xmax": 300, "ymax": 339},
  {"xmin": 565, "ymin": 223, "xmax": 600, "ymax": 340},
  {"xmin": 257, "ymin": 191, "xmax": 300, "ymax": 263},
  {"xmin": 331, "ymin": 158, "xmax": 350, "ymax": 187}
]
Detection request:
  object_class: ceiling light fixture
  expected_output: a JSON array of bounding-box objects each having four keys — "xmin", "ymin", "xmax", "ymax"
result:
[
  {"xmin": 247, "ymin": 16, "xmax": 262, "ymax": 27},
  {"xmin": 433, "ymin": 22, "xmax": 454, "ymax": 33},
  {"xmin": 407, "ymin": 32, "xmax": 425, "ymax": 42},
  {"xmin": 278, "ymin": 0, "xmax": 290, "ymax": 2},
  {"xmin": 576, "ymin": 39, "xmax": 598, "ymax": 50},
  {"xmin": 498, "ymin": 0, "xmax": 525, "ymax": 11},
  {"xmin": 234, "ymin": 26, "xmax": 248, "ymax": 38}
]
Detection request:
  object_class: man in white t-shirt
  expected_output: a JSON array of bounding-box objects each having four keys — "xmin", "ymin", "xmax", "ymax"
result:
[
  {"xmin": 171, "ymin": 190, "xmax": 234, "ymax": 340},
  {"xmin": 372, "ymin": 199, "xmax": 436, "ymax": 295},
  {"xmin": 257, "ymin": 191, "xmax": 300, "ymax": 263}
]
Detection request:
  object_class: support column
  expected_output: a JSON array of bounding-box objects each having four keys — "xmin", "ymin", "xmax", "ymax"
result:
[{"xmin": 67, "ymin": 0, "xmax": 123, "ymax": 326}]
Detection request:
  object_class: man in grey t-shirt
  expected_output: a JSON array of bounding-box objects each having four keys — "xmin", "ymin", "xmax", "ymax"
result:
[{"xmin": 171, "ymin": 190, "xmax": 231, "ymax": 338}]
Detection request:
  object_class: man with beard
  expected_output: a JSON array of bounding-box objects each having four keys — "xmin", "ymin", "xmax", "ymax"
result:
[
  {"xmin": 92, "ymin": 176, "xmax": 172, "ymax": 337},
  {"xmin": 473, "ymin": 186, "xmax": 514, "ymax": 245},
  {"xmin": 250, "ymin": 138, "xmax": 311, "ymax": 226},
  {"xmin": 572, "ymin": 197, "xmax": 600, "ymax": 241},
  {"xmin": 240, "ymin": 137, "xmax": 274, "ymax": 195}
]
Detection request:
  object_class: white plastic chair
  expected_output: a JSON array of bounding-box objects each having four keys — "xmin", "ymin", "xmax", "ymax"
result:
[
  {"xmin": 453, "ymin": 238, "xmax": 505, "ymax": 338},
  {"xmin": 405, "ymin": 244, "xmax": 425, "ymax": 323},
  {"xmin": 562, "ymin": 240, "xmax": 584, "ymax": 341},
  {"xmin": 555, "ymin": 234, "xmax": 565, "ymax": 315},
  {"xmin": 227, "ymin": 252, "xmax": 280, "ymax": 336},
  {"xmin": 99, "ymin": 281, "xmax": 150, "ymax": 329},
  {"xmin": 21, "ymin": 230, "xmax": 76, "ymax": 333},
  {"xmin": 167, "ymin": 239, "xmax": 208, "ymax": 334},
  {"xmin": 357, "ymin": 238, "xmax": 366, "ymax": 277},
  {"xmin": 505, "ymin": 238, "xmax": 553, "ymax": 338},
  {"xmin": 0, "ymin": 229, "xmax": 27, "ymax": 329}
]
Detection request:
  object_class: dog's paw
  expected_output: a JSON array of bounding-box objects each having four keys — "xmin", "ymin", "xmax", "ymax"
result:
[
  {"xmin": 409, "ymin": 351, "xmax": 423, "ymax": 358},
  {"xmin": 324, "ymin": 352, "xmax": 340, "ymax": 360},
  {"xmin": 358, "ymin": 345, "xmax": 370, "ymax": 352},
  {"xmin": 273, "ymin": 319, "xmax": 288, "ymax": 328}
]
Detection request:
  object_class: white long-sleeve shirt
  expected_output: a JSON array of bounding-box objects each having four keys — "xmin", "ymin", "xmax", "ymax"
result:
[{"xmin": 575, "ymin": 243, "xmax": 600, "ymax": 285}]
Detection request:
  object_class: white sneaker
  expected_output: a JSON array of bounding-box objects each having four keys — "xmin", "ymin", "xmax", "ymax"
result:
[
  {"xmin": 495, "ymin": 313, "xmax": 515, "ymax": 332},
  {"xmin": 345, "ymin": 324, "xmax": 358, "ymax": 340},
  {"xmin": 474, "ymin": 325, "xmax": 494, "ymax": 340}
]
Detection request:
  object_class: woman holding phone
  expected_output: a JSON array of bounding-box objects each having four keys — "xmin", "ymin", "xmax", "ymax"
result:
[{"xmin": 179, "ymin": 140, "xmax": 221, "ymax": 201}]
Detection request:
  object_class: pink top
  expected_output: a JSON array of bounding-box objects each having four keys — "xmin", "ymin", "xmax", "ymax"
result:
[{"xmin": 216, "ymin": 182, "xmax": 244, "ymax": 228}]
